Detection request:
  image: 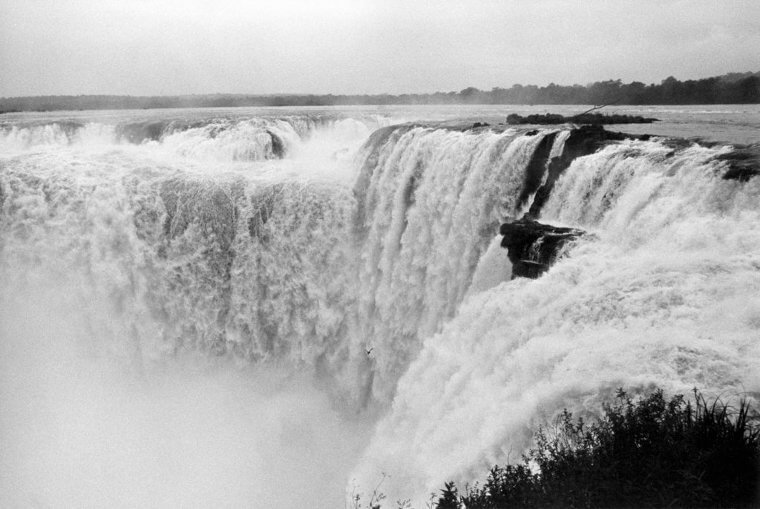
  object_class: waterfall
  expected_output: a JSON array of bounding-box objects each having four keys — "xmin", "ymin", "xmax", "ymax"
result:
[
  {"xmin": 352, "ymin": 126, "xmax": 552, "ymax": 402},
  {"xmin": 0, "ymin": 114, "xmax": 384, "ymax": 161},
  {"xmin": 1, "ymin": 113, "xmax": 757, "ymax": 506},
  {"xmin": 0, "ymin": 113, "xmax": 383, "ymax": 507},
  {"xmin": 0, "ymin": 122, "xmax": 560, "ymax": 403},
  {"xmin": 351, "ymin": 133, "xmax": 760, "ymax": 502}
]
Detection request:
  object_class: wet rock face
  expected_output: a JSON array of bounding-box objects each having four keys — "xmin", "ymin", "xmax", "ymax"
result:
[
  {"xmin": 501, "ymin": 125, "xmax": 641, "ymax": 278},
  {"xmin": 500, "ymin": 219, "xmax": 586, "ymax": 279},
  {"xmin": 266, "ymin": 130, "xmax": 286, "ymax": 159},
  {"xmin": 501, "ymin": 127, "xmax": 759, "ymax": 279},
  {"xmin": 717, "ymin": 147, "xmax": 760, "ymax": 182},
  {"xmin": 516, "ymin": 132, "xmax": 558, "ymax": 211},
  {"xmin": 502, "ymin": 125, "xmax": 653, "ymax": 278},
  {"xmin": 527, "ymin": 125, "xmax": 650, "ymax": 218}
]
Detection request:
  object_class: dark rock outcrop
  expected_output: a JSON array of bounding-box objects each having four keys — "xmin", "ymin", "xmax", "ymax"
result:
[
  {"xmin": 506, "ymin": 112, "xmax": 658, "ymax": 125},
  {"xmin": 266, "ymin": 130, "xmax": 286, "ymax": 158},
  {"xmin": 500, "ymin": 219, "xmax": 586, "ymax": 279},
  {"xmin": 517, "ymin": 132, "xmax": 558, "ymax": 211},
  {"xmin": 502, "ymin": 126, "xmax": 644, "ymax": 277},
  {"xmin": 527, "ymin": 125, "xmax": 650, "ymax": 218},
  {"xmin": 717, "ymin": 146, "xmax": 760, "ymax": 182}
]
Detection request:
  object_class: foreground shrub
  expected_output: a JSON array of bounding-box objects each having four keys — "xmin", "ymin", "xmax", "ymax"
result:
[{"xmin": 438, "ymin": 388, "xmax": 759, "ymax": 508}]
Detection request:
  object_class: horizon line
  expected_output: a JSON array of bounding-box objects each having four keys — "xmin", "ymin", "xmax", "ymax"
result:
[{"xmin": 3, "ymin": 70, "xmax": 759, "ymax": 101}]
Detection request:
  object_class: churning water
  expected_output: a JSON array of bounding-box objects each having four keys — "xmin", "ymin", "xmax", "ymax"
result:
[{"xmin": 1, "ymin": 105, "xmax": 758, "ymax": 507}]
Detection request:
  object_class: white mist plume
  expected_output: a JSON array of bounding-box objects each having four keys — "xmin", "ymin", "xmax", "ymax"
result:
[{"xmin": 0, "ymin": 285, "xmax": 372, "ymax": 508}]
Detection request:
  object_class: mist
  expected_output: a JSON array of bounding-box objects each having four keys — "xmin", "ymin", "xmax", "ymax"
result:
[{"xmin": 0, "ymin": 282, "xmax": 372, "ymax": 508}]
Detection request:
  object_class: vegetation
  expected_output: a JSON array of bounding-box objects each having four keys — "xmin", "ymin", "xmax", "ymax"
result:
[
  {"xmin": 2, "ymin": 72, "xmax": 759, "ymax": 112},
  {"xmin": 505, "ymin": 112, "xmax": 657, "ymax": 125},
  {"xmin": 435, "ymin": 388, "xmax": 759, "ymax": 508}
]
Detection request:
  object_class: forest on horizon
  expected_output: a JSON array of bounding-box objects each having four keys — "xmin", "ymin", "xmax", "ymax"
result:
[{"xmin": 1, "ymin": 71, "xmax": 759, "ymax": 113}]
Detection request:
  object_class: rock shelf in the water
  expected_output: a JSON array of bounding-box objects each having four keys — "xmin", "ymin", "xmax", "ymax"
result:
[
  {"xmin": 500, "ymin": 219, "xmax": 586, "ymax": 279},
  {"xmin": 502, "ymin": 125, "xmax": 653, "ymax": 278},
  {"xmin": 717, "ymin": 147, "xmax": 760, "ymax": 182},
  {"xmin": 506, "ymin": 112, "xmax": 658, "ymax": 125}
]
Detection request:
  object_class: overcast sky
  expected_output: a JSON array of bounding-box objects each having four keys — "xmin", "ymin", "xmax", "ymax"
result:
[{"xmin": 1, "ymin": 0, "xmax": 758, "ymax": 97}]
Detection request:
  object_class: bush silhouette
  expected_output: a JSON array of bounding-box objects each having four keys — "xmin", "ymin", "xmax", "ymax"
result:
[{"xmin": 437, "ymin": 388, "xmax": 759, "ymax": 508}]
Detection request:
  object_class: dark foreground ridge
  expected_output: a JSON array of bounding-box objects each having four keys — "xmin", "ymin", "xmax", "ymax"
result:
[
  {"xmin": 434, "ymin": 388, "xmax": 760, "ymax": 509},
  {"xmin": 506, "ymin": 112, "xmax": 658, "ymax": 125}
]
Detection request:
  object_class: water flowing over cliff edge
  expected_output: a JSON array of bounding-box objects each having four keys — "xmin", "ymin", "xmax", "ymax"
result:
[{"xmin": 1, "ymin": 108, "xmax": 758, "ymax": 506}]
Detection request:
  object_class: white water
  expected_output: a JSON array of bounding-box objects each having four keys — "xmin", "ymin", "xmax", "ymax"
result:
[
  {"xmin": 1, "ymin": 107, "xmax": 758, "ymax": 507},
  {"xmin": 0, "ymin": 293, "xmax": 372, "ymax": 508},
  {"xmin": 353, "ymin": 139, "xmax": 760, "ymax": 501},
  {"xmin": 0, "ymin": 113, "xmax": 381, "ymax": 508}
]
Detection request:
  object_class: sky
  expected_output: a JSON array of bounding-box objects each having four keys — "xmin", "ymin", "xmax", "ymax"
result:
[{"xmin": 1, "ymin": 0, "xmax": 759, "ymax": 97}]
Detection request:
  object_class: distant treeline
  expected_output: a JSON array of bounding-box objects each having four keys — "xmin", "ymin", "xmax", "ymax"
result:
[{"xmin": 2, "ymin": 71, "xmax": 759, "ymax": 112}]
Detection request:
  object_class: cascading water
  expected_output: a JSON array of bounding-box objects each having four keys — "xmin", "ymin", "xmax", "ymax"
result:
[
  {"xmin": 0, "ymin": 112, "xmax": 386, "ymax": 507},
  {"xmin": 351, "ymin": 126, "xmax": 562, "ymax": 403},
  {"xmin": 0, "ymin": 114, "xmax": 382, "ymax": 162},
  {"xmin": 351, "ymin": 132, "xmax": 760, "ymax": 502},
  {"xmin": 1, "ymin": 108, "xmax": 757, "ymax": 507}
]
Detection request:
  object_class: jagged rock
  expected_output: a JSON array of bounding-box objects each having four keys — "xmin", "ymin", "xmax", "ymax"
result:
[
  {"xmin": 266, "ymin": 130, "xmax": 286, "ymax": 158},
  {"xmin": 516, "ymin": 132, "xmax": 557, "ymax": 210},
  {"xmin": 506, "ymin": 112, "xmax": 658, "ymax": 125},
  {"xmin": 500, "ymin": 218, "xmax": 586, "ymax": 278},
  {"xmin": 717, "ymin": 147, "xmax": 760, "ymax": 182},
  {"xmin": 527, "ymin": 125, "xmax": 650, "ymax": 217}
]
